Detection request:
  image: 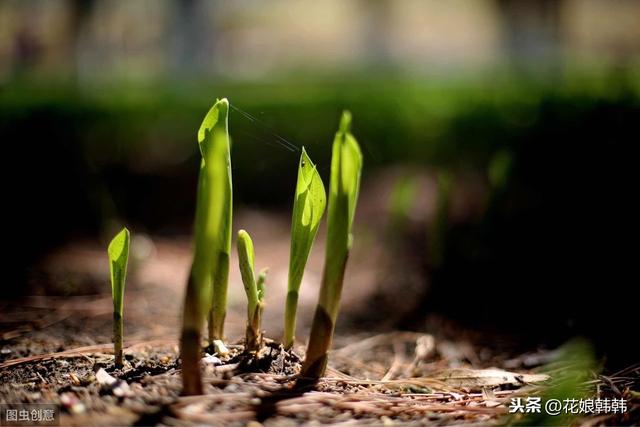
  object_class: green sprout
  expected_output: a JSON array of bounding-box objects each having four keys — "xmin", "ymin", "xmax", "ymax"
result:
[
  {"xmin": 108, "ymin": 227, "xmax": 130, "ymax": 368},
  {"xmin": 257, "ymin": 268, "xmax": 268, "ymax": 306},
  {"xmin": 237, "ymin": 230, "xmax": 266, "ymax": 352},
  {"xmin": 181, "ymin": 98, "xmax": 232, "ymax": 395},
  {"xmin": 301, "ymin": 111, "xmax": 362, "ymax": 379},
  {"xmin": 389, "ymin": 174, "xmax": 416, "ymax": 236},
  {"xmin": 284, "ymin": 148, "xmax": 326, "ymax": 349}
]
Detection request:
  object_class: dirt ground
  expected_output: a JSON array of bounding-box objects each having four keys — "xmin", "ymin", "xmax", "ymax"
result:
[{"xmin": 1, "ymin": 205, "xmax": 638, "ymax": 426}]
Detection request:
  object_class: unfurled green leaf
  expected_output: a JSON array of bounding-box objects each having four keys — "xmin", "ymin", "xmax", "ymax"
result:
[
  {"xmin": 108, "ymin": 227, "xmax": 130, "ymax": 316},
  {"xmin": 302, "ymin": 111, "xmax": 362, "ymax": 378},
  {"xmin": 284, "ymin": 147, "xmax": 326, "ymax": 349},
  {"xmin": 108, "ymin": 227, "xmax": 130, "ymax": 368}
]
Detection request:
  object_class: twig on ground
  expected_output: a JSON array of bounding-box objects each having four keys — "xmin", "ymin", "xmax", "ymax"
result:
[{"xmin": 0, "ymin": 339, "xmax": 177, "ymax": 369}]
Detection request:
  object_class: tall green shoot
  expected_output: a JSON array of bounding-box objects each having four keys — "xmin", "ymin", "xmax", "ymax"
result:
[
  {"xmin": 301, "ymin": 111, "xmax": 362, "ymax": 379},
  {"xmin": 284, "ymin": 148, "xmax": 326, "ymax": 349},
  {"xmin": 237, "ymin": 230, "xmax": 266, "ymax": 352},
  {"xmin": 181, "ymin": 98, "xmax": 232, "ymax": 395},
  {"xmin": 108, "ymin": 227, "xmax": 130, "ymax": 368}
]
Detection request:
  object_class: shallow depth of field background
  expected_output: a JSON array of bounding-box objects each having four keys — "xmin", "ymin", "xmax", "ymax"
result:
[{"xmin": 2, "ymin": 0, "xmax": 637, "ymax": 366}]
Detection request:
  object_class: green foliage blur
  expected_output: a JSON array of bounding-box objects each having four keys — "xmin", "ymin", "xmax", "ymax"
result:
[
  {"xmin": 3, "ymin": 74, "xmax": 637, "ymax": 215},
  {"xmin": 513, "ymin": 340, "xmax": 598, "ymax": 426}
]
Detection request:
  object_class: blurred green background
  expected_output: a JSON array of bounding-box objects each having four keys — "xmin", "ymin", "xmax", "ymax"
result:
[{"xmin": 1, "ymin": 0, "xmax": 638, "ymax": 366}]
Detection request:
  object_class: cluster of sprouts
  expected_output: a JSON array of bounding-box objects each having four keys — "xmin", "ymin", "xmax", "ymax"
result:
[{"xmin": 105, "ymin": 98, "xmax": 362, "ymax": 395}]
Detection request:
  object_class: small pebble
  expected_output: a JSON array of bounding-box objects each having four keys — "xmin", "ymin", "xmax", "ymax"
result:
[
  {"xmin": 201, "ymin": 354, "xmax": 222, "ymax": 366},
  {"xmin": 60, "ymin": 392, "xmax": 85, "ymax": 414},
  {"xmin": 112, "ymin": 381, "xmax": 132, "ymax": 398}
]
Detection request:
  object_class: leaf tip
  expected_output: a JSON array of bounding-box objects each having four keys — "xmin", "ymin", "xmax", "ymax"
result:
[
  {"xmin": 300, "ymin": 147, "xmax": 313, "ymax": 169},
  {"xmin": 339, "ymin": 110, "xmax": 352, "ymax": 134},
  {"xmin": 197, "ymin": 98, "xmax": 229, "ymax": 146},
  {"xmin": 108, "ymin": 227, "xmax": 130, "ymax": 262}
]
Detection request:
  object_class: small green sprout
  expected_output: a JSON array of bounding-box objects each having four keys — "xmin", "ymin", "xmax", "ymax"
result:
[
  {"xmin": 284, "ymin": 148, "xmax": 326, "ymax": 349},
  {"xmin": 181, "ymin": 98, "xmax": 233, "ymax": 395},
  {"xmin": 389, "ymin": 174, "xmax": 416, "ymax": 235},
  {"xmin": 301, "ymin": 111, "xmax": 362, "ymax": 379},
  {"xmin": 237, "ymin": 230, "xmax": 266, "ymax": 352},
  {"xmin": 257, "ymin": 268, "xmax": 268, "ymax": 305},
  {"xmin": 108, "ymin": 227, "xmax": 130, "ymax": 368}
]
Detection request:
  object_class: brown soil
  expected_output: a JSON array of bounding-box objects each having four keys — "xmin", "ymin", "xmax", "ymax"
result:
[{"xmin": 1, "ymin": 210, "xmax": 637, "ymax": 426}]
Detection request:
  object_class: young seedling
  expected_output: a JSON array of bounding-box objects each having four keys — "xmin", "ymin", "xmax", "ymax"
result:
[
  {"xmin": 237, "ymin": 230, "xmax": 266, "ymax": 352},
  {"xmin": 301, "ymin": 111, "xmax": 362, "ymax": 379},
  {"xmin": 181, "ymin": 98, "xmax": 233, "ymax": 395},
  {"xmin": 284, "ymin": 148, "xmax": 326, "ymax": 349},
  {"xmin": 108, "ymin": 227, "xmax": 130, "ymax": 368},
  {"xmin": 258, "ymin": 268, "xmax": 269, "ymax": 304}
]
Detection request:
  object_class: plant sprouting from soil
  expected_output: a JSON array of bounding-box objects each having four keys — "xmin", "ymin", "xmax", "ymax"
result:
[
  {"xmin": 108, "ymin": 227, "xmax": 130, "ymax": 368},
  {"xmin": 301, "ymin": 111, "xmax": 362, "ymax": 379},
  {"xmin": 257, "ymin": 268, "xmax": 268, "ymax": 307},
  {"xmin": 237, "ymin": 229, "xmax": 267, "ymax": 352},
  {"xmin": 284, "ymin": 148, "xmax": 326, "ymax": 349},
  {"xmin": 181, "ymin": 98, "xmax": 232, "ymax": 395}
]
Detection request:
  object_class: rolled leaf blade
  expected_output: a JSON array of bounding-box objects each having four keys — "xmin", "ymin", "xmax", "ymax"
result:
[
  {"xmin": 301, "ymin": 110, "xmax": 362, "ymax": 378},
  {"xmin": 181, "ymin": 97, "xmax": 232, "ymax": 395},
  {"xmin": 192, "ymin": 98, "xmax": 233, "ymax": 341},
  {"xmin": 257, "ymin": 268, "xmax": 268, "ymax": 301},
  {"xmin": 237, "ymin": 229, "xmax": 258, "ymax": 317}
]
